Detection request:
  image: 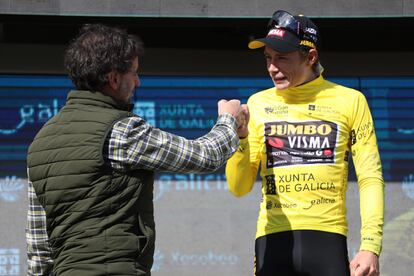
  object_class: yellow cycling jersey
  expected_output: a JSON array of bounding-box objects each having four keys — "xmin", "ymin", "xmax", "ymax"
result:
[{"xmin": 226, "ymin": 75, "xmax": 384, "ymax": 255}]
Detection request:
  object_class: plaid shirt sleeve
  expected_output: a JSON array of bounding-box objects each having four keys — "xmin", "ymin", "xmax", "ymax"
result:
[
  {"xmin": 26, "ymin": 174, "xmax": 53, "ymax": 276},
  {"xmin": 107, "ymin": 113, "xmax": 239, "ymax": 172}
]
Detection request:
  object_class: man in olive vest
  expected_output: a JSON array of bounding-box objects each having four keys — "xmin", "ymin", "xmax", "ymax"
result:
[{"xmin": 26, "ymin": 24, "xmax": 246, "ymax": 276}]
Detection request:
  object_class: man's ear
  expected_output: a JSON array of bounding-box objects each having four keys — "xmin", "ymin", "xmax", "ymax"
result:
[
  {"xmin": 106, "ymin": 71, "xmax": 119, "ymax": 91},
  {"xmin": 308, "ymin": 49, "xmax": 319, "ymax": 65}
]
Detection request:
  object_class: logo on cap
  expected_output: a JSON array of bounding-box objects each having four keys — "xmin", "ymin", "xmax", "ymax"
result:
[
  {"xmin": 305, "ymin": 27, "xmax": 317, "ymax": 35},
  {"xmin": 300, "ymin": 40, "xmax": 316, "ymax": 48},
  {"xmin": 267, "ymin": 28, "xmax": 285, "ymax": 38}
]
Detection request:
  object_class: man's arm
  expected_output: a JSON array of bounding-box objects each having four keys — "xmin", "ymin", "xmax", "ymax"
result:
[
  {"xmin": 225, "ymin": 137, "xmax": 258, "ymax": 197},
  {"xmin": 26, "ymin": 178, "xmax": 53, "ymax": 276},
  {"xmin": 349, "ymin": 92, "xmax": 384, "ymax": 276},
  {"xmin": 107, "ymin": 111, "xmax": 240, "ymax": 173},
  {"xmin": 225, "ymin": 102, "xmax": 260, "ymax": 197}
]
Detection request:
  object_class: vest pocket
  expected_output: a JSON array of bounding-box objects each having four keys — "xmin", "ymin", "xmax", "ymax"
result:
[
  {"xmin": 137, "ymin": 235, "xmax": 149, "ymax": 256},
  {"xmin": 137, "ymin": 215, "xmax": 155, "ymax": 257},
  {"xmin": 136, "ymin": 211, "xmax": 155, "ymax": 271}
]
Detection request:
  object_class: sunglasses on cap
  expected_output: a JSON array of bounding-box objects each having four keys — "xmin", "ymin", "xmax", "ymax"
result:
[{"xmin": 267, "ymin": 10, "xmax": 303, "ymax": 36}]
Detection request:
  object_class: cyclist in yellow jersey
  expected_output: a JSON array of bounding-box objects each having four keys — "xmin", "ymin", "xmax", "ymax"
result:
[{"xmin": 226, "ymin": 10, "xmax": 384, "ymax": 276}]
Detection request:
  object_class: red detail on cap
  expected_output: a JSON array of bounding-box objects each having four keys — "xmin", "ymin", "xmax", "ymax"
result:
[
  {"xmin": 268, "ymin": 137, "xmax": 284, "ymax": 148},
  {"xmin": 267, "ymin": 28, "xmax": 285, "ymax": 38}
]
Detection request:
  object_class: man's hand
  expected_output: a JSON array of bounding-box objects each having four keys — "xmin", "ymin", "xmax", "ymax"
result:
[
  {"xmin": 236, "ymin": 104, "xmax": 249, "ymax": 138},
  {"xmin": 218, "ymin": 99, "xmax": 241, "ymax": 117},
  {"xmin": 218, "ymin": 100, "xmax": 249, "ymax": 138},
  {"xmin": 350, "ymin": 250, "xmax": 379, "ymax": 276}
]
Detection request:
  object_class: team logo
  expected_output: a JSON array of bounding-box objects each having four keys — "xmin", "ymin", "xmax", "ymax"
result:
[
  {"xmin": 267, "ymin": 137, "xmax": 284, "ymax": 148},
  {"xmin": 267, "ymin": 28, "xmax": 285, "ymax": 38},
  {"xmin": 264, "ymin": 120, "xmax": 338, "ymax": 168}
]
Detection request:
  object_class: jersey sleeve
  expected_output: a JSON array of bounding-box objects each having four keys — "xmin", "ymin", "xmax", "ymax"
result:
[
  {"xmin": 226, "ymin": 99, "xmax": 262, "ymax": 197},
  {"xmin": 350, "ymin": 92, "xmax": 385, "ymax": 255}
]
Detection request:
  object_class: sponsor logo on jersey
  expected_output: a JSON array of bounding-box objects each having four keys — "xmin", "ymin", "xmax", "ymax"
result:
[
  {"xmin": 350, "ymin": 129, "xmax": 357, "ymax": 145},
  {"xmin": 264, "ymin": 105, "xmax": 288, "ymax": 115},
  {"xmin": 353, "ymin": 121, "xmax": 373, "ymax": 143},
  {"xmin": 344, "ymin": 150, "xmax": 350, "ymax": 162},
  {"xmin": 265, "ymin": 199, "xmax": 298, "ymax": 209},
  {"xmin": 303, "ymin": 196, "xmax": 336, "ymax": 210},
  {"xmin": 264, "ymin": 120, "xmax": 338, "ymax": 168},
  {"xmin": 264, "ymin": 173, "xmax": 336, "ymax": 196}
]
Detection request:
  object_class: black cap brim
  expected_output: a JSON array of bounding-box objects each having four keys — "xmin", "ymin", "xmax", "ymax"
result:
[
  {"xmin": 248, "ymin": 28, "xmax": 302, "ymax": 53},
  {"xmin": 248, "ymin": 36, "xmax": 300, "ymax": 53}
]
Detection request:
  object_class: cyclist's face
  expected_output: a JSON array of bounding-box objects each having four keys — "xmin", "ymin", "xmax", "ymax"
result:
[{"xmin": 264, "ymin": 46, "xmax": 313, "ymax": 90}]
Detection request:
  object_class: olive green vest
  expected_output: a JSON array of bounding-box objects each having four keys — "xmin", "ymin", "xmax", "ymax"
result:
[{"xmin": 28, "ymin": 90, "xmax": 155, "ymax": 275}]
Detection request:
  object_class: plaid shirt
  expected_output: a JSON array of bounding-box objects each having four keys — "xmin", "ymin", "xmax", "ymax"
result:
[{"xmin": 26, "ymin": 114, "xmax": 238, "ymax": 275}]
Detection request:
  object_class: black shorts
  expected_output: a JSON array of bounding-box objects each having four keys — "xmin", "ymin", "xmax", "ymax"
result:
[{"xmin": 255, "ymin": 230, "xmax": 350, "ymax": 276}]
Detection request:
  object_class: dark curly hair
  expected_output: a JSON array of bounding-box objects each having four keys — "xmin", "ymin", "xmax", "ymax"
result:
[{"xmin": 64, "ymin": 24, "xmax": 144, "ymax": 91}]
